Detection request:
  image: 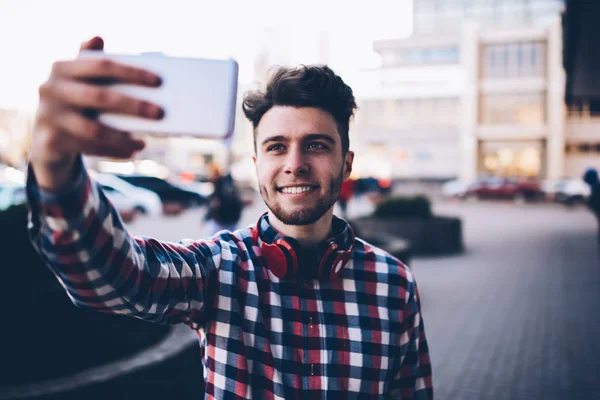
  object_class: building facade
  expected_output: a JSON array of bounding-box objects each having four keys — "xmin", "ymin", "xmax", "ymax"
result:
[
  {"xmin": 353, "ymin": 0, "xmax": 577, "ymax": 181},
  {"xmin": 352, "ymin": 35, "xmax": 463, "ymax": 180}
]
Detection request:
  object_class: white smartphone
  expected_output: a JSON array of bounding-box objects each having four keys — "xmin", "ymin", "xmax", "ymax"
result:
[{"xmin": 78, "ymin": 50, "xmax": 239, "ymax": 139}]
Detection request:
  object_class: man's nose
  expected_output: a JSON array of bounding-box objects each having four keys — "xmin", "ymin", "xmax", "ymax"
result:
[{"xmin": 283, "ymin": 150, "xmax": 310, "ymax": 175}]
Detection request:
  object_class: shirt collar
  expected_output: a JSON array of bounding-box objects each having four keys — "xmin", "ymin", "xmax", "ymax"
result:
[{"xmin": 257, "ymin": 212, "xmax": 354, "ymax": 253}]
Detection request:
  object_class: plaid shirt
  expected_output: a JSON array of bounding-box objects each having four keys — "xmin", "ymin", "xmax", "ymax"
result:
[{"xmin": 26, "ymin": 161, "xmax": 433, "ymax": 399}]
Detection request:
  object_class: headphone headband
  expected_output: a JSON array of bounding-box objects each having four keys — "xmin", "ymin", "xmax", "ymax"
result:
[{"xmin": 251, "ymin": 213, "xmax": 354, "ymax": 280}]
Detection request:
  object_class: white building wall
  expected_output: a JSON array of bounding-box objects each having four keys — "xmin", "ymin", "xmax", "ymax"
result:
[
  {"xmin": 461, "ymin": 18, "xmax": 566, "ymax": 180},
  {"xmin": 353, "ymin": 44, "xmax": 464, "ymax": 180},
  {"xmin": 354, "ymin": 64, "xmax": 465, "ymax": 99},
  {"xmin": 459, "ymin": 21, "xmax": 480, "ymax": 182},
  {"xmin": 358, "ymin": 2, "xmax": 570, "ymax": 181},
  {"xmin": 546, "ymin": 17, "xmax": 567, "ymax": 179}
]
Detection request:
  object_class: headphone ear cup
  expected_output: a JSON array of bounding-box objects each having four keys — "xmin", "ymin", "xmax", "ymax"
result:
[
  {"xmin": 329, "ymin": 251, "xmax": 351, "ymax": 280},
  {"xmin": 318, "ymin": 243, "xmax": 339, "ymax": 278},
  {"xmin": 261, "ymin": 243, "xmax": 289, "ymax": 279},
  {"xmin": 277, "ymin": 237, "xmax": 301, "ymax": 276}
]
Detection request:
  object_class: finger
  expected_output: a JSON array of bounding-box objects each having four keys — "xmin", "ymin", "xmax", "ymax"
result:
[
  {"xmin": 84, "ymin": 140, "xmax": 144, "ymax": 159},
  {"xmin": 79, "ymin": 36, "xmax": 104, "ymax": 53},
  {"xmin": 51, "ymin": 109, "xmax": 146, "ymax": 158},
  {"xmin": 39, "ymin": 79, "xmax": 164, "ymax": 119},
  {"xmin": 51, "ymin": 58, "xmax": 162, "ymax": 87},
  {"xmin": 40, "ymin": 131, "xmax": 140, "ymax": 160}
]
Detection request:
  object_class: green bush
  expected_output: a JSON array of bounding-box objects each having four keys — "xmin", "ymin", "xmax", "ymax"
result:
[{"xmin": 373, "ymin": 195, "xmax": 433, "ymax": 219}]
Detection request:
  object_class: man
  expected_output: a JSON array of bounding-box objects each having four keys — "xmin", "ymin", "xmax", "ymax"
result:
[
  {"xmin": 27, "ymin": 37, "xmax": 433, "ymax": 399},
  {"xmin": 583, "ymin": 168, "xmax": 600, "ymax": 258},
  {"xmin": 203, "ymin": 163, "xmax": 243, "ymax": 236}
]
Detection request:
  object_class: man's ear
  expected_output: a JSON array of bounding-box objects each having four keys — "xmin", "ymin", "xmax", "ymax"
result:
[{"xmin": 343, "ymin": 151, "xmax": 354, "ymax": 180}]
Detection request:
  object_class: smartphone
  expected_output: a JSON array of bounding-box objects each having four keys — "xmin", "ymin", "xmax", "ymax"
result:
[{"xmin": 78, "ymin": 50, "xmax": 239, "ymax": 139}]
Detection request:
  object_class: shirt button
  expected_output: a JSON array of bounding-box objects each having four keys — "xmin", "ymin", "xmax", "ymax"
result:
[
  {"xmin": 310, "ymin": 364, "xmax": 315, "ymax": 376},
  {"xmin": 308, "ymin": 316, "xmax": 313, "ymax": 327}
]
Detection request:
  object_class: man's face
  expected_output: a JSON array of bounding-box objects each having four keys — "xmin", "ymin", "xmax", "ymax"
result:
[{"xmin": 253, "ymin": 106, "xmax": 354, "ymax": 226}]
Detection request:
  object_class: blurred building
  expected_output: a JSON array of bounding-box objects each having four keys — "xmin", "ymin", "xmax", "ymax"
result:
[
  {"xmin": 563, "ymin": 0, "xmax": 600, "ymax": 177},
  {"xmin": 352, "ymin": 35, "xmax": 463, "ymax": 180},
  {"xmin": 354, "ymin": 0, "xmax": 570, "ymax": 181}
]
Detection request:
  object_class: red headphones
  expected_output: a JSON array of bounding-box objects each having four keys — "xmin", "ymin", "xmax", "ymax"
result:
[{"xmin": 251, "ymin": 214, "xmax": 355, "ymax": 280}]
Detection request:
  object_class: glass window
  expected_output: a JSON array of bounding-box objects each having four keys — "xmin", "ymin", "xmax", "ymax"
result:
[
  {"xmin": 501, "ymin": 44, "xmax": 510, "ymax": 78},
  {"xmin": 507, "ymin": 43, "xmax": 520, "ymax": 78},
  {"xmin": 519, "ymin": 42, "xmax": 532, "ymax": 77},
  {"xmin": 532, "ymin": 41, "xmax": 546, "ymax": 77},
  {"xmin": 480, "ymin": 92, "xmax": 546, "ymax": 125},
  {"xmin": 482, "ymin": 41, "xmax": 547, "ymax": 79},
  {"xmin": 578, "ymin": 143, "xmax": 591, "ymax": 153},
  {"xmin": 394, "ymin": 99, "xmax": 406, "ymax": 127},
  {"xmin": 484, "ymin": 45, "xmax": 494, "ymax": 79},
  {"xmin": 397, "ymin": 47, "xmax": 459, "ymax": 65}
]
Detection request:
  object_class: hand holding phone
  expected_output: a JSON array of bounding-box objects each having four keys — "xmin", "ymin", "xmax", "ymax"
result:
[
  {"xmin": 78, "ymin": 50, "xmax": 239, "ymax": 139},
  {"xmin": 29, "ymin": 37, "xmax": 165, "ymax": 191}
]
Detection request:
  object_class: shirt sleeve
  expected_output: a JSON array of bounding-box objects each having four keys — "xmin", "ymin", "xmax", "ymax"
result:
[
  {"xmin": 26, "ymin": 157, "xmax": 226, "ymax": 328},
  {"xmin": 389, "ymin": 278, "xmax": 434, "ymax": 399}
]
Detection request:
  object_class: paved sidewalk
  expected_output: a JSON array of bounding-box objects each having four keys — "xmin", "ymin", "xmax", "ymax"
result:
[{"xmin": 414, "ymin": 201, "xmax": 600, "ymax": 400}]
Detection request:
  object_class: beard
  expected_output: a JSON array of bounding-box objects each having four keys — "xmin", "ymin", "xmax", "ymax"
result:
[{"xmin": 260, "ymin": 169, "xmax": 344, "ymax": 226}]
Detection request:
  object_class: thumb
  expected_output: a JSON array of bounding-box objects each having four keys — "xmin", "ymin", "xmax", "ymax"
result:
[{"xmin": 79, "ymin": 36, "xmax": 104, "ymax": 53}]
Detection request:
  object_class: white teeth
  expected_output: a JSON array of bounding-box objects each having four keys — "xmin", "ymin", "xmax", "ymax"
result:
[{"xmin": 281, "ymin": 186, "xmax": 314, "ymax": 194}]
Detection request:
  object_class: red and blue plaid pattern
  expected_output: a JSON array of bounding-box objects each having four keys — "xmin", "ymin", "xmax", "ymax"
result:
[{"xmin": 26, "ymin": 161, "xmax": 433, "ymax": 399}]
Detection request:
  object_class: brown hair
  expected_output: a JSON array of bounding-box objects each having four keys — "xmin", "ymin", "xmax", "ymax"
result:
[{"xmin": 242, "ymin": 65, "xmax": 357, "ymax": 154}]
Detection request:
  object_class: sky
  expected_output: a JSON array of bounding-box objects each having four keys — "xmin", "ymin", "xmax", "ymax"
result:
[{"xmin": 0, "ymin": 0, "xmax": 413, "ymax": 113}]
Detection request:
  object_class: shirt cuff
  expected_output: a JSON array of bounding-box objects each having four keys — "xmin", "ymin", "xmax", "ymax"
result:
[{"xmin": 26, "ymin": 156, "xmax": 92, "ymax": 219}]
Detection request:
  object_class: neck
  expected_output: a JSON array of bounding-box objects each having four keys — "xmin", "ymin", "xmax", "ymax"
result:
[{"xmin": 267, "ymin": 208, "xmax": 335, "ymax": 248}]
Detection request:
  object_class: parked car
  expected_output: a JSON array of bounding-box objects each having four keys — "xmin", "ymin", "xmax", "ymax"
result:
[
  {"xmin": 116, "ymin": 175, "xmax": 207, "ymax": 212},
  {"xmin": 542, "ymin": 178, "xmax": 591, "ymax": 205},
  {"xmin": 102, "ymin": 188, "xmax": 139, "ymax": 223},
  {"xmin": 465, "ymin": 177, "xmax": 542, "ymax": 202},
  {"xmin": 441, "ymin": 179, "xmax": 472, "ymax": 198},
  {"xmin": 177, "ymin": 180, "xmax": 215, "ymax": 199},
  {"xmin": 0, "ymin": 183, "xmax": 26, "ymax": 211},
  {"xmin": 92, "ymin": 172, "xmax": 163, "ymax": 217},
  {"xmin": 353, "ymin": 177, "xmax": 392, "ymax": 196}
]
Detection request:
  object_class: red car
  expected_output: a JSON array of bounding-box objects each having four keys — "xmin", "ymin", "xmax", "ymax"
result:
[{"xmin": 466, "ymin": 177, "xmax": 542, "ymax": 202}]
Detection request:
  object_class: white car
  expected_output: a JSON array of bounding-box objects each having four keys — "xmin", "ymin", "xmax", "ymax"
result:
[
  {"xmin": 441, "ymin": 179, "xmax": 472, "ymax": 198},
  {"xmin": 177, "ymin": 180, "xmax": 215, "ymax": 198},
  {"xmin": 542, "ymin": 178, "xmax": 591, "ymax": 205},
  {"xmin": 0, "ymin": 183, "xmax": 26, "ymax": 211},
  {"xmin": 91, "ymin": 172, "xmax": 163, "ymax": 217},
  {"xmin": 103, "ymin": 189, "xmax": 139, "ymax": 223}
]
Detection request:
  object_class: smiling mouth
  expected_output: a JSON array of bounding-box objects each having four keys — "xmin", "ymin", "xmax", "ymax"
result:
[{"xmin": 277, "ymin": 185, "xmax": 319, "ymax": 194}]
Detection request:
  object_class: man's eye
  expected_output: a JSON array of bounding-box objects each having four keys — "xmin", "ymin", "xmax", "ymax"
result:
[
  {"xmin": 267, "ymin": 144, "xmax": 285, "ymax": 152},
  {"xmin": 308, "ymin": 142, "xmax": 327, "ymax": 150}
]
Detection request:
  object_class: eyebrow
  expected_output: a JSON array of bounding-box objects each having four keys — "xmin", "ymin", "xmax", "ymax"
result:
[{"xmin": 261, "ymin": 133, "xmax": 337, "ymax": 147}]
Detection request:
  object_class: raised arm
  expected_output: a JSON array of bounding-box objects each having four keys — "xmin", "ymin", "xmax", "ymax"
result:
[
  {"xmin": 26, "ymin": 37, "xmax": 225, "ymax": 327},
  {"xmin": 27, "ymin": 159, "xmax": 227, "ymax": 327},
  {"xmin": 28, "ymin": 36, "xmax": 163, "ymax": 193}
]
